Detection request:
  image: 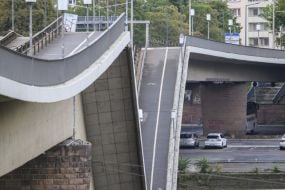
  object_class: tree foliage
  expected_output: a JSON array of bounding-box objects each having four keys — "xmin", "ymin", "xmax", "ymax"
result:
[
  {"xmin": 262, "ymin": 0, "xmax": 285, "ymax": 48},
  {"xmin": 0, "ymin": 0, "xmax": 240, "ymax": 47},
  {"xmin": 0, "ymin": 0, "xmax": 56, "ymax": 36}
]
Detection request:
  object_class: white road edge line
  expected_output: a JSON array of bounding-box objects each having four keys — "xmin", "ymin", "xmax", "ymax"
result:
[
  {"xmin": 67, "ymin": 31, "xmax": 97, "ymax": 57},
  {"xmin": 149, "ymin": 47, "xmax": 169, "ymax": 190}
]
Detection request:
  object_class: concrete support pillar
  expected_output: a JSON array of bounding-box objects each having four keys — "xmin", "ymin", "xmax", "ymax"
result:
[
  {"xmin": 0, "ymin": 139, "xmax": 92, "ymax": 190},
  {"xmin": 201, "ymin": 82, "xmax": 248, "ymax": 137},
  {"xmin": 81, "ymin": 49, "xmax": 143, "ymax": 190}
]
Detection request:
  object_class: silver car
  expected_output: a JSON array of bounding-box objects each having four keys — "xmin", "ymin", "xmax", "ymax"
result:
[
  {"xmin": 180, "ymin": 132, "xmax": 199, "ymax": 148},
  {"xmin": 280, "ymin": 134, "xmax": 285, "ymax": 150},
  {"xmin": 204, "ymin": 133, "xmax": 227, "ymax": 149}
]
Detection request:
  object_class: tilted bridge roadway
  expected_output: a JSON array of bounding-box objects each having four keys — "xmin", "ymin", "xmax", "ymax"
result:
[{"xmin": 0, "ymin": 14, "xmax": 147, "ymax": 190}]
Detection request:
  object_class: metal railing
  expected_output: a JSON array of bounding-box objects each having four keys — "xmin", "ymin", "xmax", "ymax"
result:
[
  {"xmin": 273, "ymin": 84, "xmax": 285, "ymax": 104},
  {"xmin": 15, "ymin": 16, "xmax": 63, "ymax": 55},
  {"xmin": 0, "ymin": 31, "xmax": 18, "ymax": 46},
  {"xmin": 77, "ymin": 16, "xmax": 118, "ymax": 24}
]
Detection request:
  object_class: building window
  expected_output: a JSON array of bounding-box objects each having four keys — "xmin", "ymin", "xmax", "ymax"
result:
[
  {"xmin": 260, "ymin": 38, "xmax": 269, "ymax": 46},
  {"xmin": 69, "ymin": 0, "xmax": 76, "ymax": 5},
  {"xmin": 249, "ymin": 38, "xmax": 269, "ymax": 47},
  {"xmin": 249, "ymin": 38, "xmax": 258, "ymax": 46},
  {"xmin": 231, "ymin": 8, "xmax": 241, "ymax": 17},
  {"xmin": 248, "ymin": 7, "xmax": 263, "ymax": 17},
  {"xmin": 249, "ymin": 23, "xmax": 269, "ymax": 31}
]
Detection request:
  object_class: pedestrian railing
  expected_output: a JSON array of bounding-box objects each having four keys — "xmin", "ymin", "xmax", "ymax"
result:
[{"xmin": 15, "ymin": 16, "xmax": 63, "ymax": 55}]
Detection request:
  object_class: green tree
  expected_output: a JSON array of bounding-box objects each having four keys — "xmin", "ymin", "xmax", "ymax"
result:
[
  {"xmin": 262, "ymin": 0, "xmax": 285, "ymax": 48},
  {"xmin": 0, "ymin": 0, "xmax": 56, "ymax": 36},
  {"xmin": 190, "ymin": 0, "xmax": 240, "ymax": 41}
]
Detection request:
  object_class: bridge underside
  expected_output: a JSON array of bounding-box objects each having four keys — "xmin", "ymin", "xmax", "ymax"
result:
[
  {"xmin": 185, "ymin": 37, "xmax": 285, "ymax": 136},
  {"xmin": 188, "ymin": 52, "xmax": 285, "ymax": 82}
]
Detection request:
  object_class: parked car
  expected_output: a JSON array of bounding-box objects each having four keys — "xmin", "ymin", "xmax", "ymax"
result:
[
  {"xmin": 280, "ymin": 134, "xmax": 285, "ymax": 150},
  {"xmin": 180, "ymin": 132, "xmax": 199, "ymax": 148},
  {"xmin": 204, "ymin": 133, "xmax": 227, "ymax": 149}
]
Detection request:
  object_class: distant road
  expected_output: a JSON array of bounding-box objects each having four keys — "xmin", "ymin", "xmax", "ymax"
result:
[{"xmin": 180, "ymin": 139, "xmax": 285, "ymax": 172}]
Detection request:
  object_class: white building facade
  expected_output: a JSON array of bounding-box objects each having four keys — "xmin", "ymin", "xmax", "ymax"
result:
[{"xmin": 227, "ymin": 0, "xmax": 274, "ymax": 48}]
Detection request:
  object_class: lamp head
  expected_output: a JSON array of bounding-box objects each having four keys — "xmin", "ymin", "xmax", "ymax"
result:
[{"xmin": 25, "ymin": 0, "xmax": 36, "ymax": 3}]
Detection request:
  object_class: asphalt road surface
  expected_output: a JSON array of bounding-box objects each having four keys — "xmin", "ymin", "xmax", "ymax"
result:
[
  {"xmin": 180, "ymin": 139, "xmax": 285, "ymax": 172},
  {"xmin": 139, "ymin": 47, "xmax": 180, "ymax": 190},
  {"xmin": 35, "ymin": 31, "xmax": 102, "ymax": 59}
]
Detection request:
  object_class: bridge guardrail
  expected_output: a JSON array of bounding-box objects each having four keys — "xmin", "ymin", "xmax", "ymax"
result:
[
  {"xmin": 15, "ymin": 16, "xmax": 63, "ymax": 55},
  {"xmin": 0, "ymin": 13, "xmax": 126, "ymax": 86}
]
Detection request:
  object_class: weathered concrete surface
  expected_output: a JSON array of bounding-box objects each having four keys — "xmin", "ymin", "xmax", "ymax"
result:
[
  {"xmin": 0, "ymin": 95, "xmax": 86, "ymax": 177},
  {"xmin": 82, "ymin": 49, "xmax": 144, "ymax": 190},
  {"xmin": 201, "ymin": 83, "xmax": 248, "ymax": 137},
  {"xmin": 257, "ymin": 105, "xmax": 285, "ymax": 125},
  {"xmin": 0, "ymin": 139, "xmax": 92, "ymax": 190}
]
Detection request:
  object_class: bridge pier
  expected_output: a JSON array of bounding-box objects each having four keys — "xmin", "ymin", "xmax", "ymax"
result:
[
  {"xmin": 82, "ymin": 49, "xmax": 143, "ymax": 190},
  {"xmin": 0, "ymin": 139, "xmax": 92, "ymax": 190},
  {"xmin": 201, "ymin": 82, "xmax": 248, "ymax": 137}
]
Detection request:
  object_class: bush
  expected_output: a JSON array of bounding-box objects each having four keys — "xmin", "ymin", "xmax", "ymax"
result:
[
  {"xmin": 196, "ymin": 157, "xmax": 212, "ymax": 173},
  {"xmin": 251, "ymin": 167, "xmax": 259, "ymax": 174},
  {"xmin": 272, "ymin": 165, "xmax": 281, "ymax": 173},
  {"xmin": 178, "ymin": 157, "xmax": 191, "ymax": 174}
]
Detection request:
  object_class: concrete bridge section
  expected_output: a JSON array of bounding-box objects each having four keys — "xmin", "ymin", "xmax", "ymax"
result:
[
  {"xmin": 186, "ymin": 37, "xmax": 285, "ymax": 82},
  {"xmin": 185, "ymin": 36, "xmax": 285, "ymax": 137},
  {"xmin": 0, "ymin": 14, "xmax": 145, "ymax": 190}
]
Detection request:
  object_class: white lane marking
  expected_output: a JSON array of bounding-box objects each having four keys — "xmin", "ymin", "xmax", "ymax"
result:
[
  {"xmin": 147, "ymin": 82, "xmax": 156, "ymax": 86},
  {"xmin": 150, "ymin": 47, "xmax": 169, "ymax": 190},
  {"xmin": 67, "ymin": 31, "xmax": 97, "ymax": 56},
  {"xmin": 228, "ymin": 145, "xmax": 279, "ymax": 148}
]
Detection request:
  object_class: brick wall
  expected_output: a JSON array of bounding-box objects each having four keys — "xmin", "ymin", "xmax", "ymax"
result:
[
  {"xmin": 201, "ymin": 83, "xmax": 248, "ymax": 137},
  {"xmin": 257, "ymin": 105, "xmax": 285, "ymax": 125},
  {"xmin": 82, "ymin": 49, "xmax": 143, "ymax": 190},
  {"xmin": 0, "ymin": 139, "xmax": 92, "ymax": 190}
]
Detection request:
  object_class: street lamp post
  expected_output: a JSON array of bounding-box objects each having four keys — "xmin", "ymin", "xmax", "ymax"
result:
[
  {"xmin": 83, "ymin": 0, "xmax": 92, "ymax": 33},
  {"xmin": 107, "ymin": 0, "xmax": 109, "ymax": 29},
  {"xmin": 58, "ymin": 0, "xmax": 68, "ymax": 58},
  {"xmin": 206, "ymin": 14, "xmax": 211, "ymax": 40},
  {"xmin": 228, "ymin": 19, "xmax": 233, "ymax": 36},
  {"xmin": 273, "ymin": 1, "xmax": 275, "ymax": 49},
  {"xmin": 25, "ymin": 0, "xmax": 36, "ymax": 56},
  {"xmin": 189, "ymin": 0, "xmax": 191, "ymax": 35},
  {"xmin": 256, "ymin": 23, "xmax": 261, "ymax": 47},
  {"xmin": 83, "ymin": 0, "xmax": 92, "ymax": 45},
  {"xmin": 190, "ymin": 9, "xmax": 195, "ymax": 35},
  {"xmin": 12, "ymin": 0, "xmax": 14, "ymax": 31},
  {"xmin": 93, "ymin": 0, "xmax": 96, "ymax": 31},
  {"xmin": 125, "ymin": 0, "xmax": 128, "ymax": 31}
]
